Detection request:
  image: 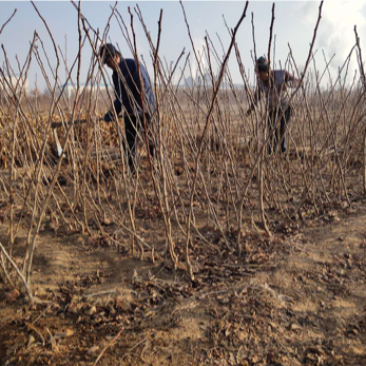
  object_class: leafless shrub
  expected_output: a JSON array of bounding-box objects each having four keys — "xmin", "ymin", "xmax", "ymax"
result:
[{"xmin": 0, "ymin": 0, "xmax": 365, "ymax": 301}]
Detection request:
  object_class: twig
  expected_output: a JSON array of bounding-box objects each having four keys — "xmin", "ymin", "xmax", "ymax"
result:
[
  {"xmin": 0, "ymin": 240, "xmax": 34, "ymax": 302},
  {"xmin": 354, "ymin": 25, "xmax": 366, "ymax": 196},
  {"xmin": 85, "ymin": 290, "xmax": 117, "ymax": 298},
  {"xmin": 93, "ymin": 327, "xmax": 124, "ymax": 366},
  {"xmin": 183, "ymin": 2, "xmax": 249, "ymax": 280},
  {"xmin": 0, "ymin": 8, "xmax": 17, "ymax": 35}
]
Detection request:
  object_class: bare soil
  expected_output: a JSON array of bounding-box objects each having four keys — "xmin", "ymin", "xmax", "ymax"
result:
[{"xmin": 1, "ymin": 198, "xmax": 366, "ymax": 366}]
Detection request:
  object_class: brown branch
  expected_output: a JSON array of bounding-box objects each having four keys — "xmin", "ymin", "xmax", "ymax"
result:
[
  {"xmin": 267, "ymin": 3, "xmax": 275, "ymax": 74},
  {"xmin": 93, "ymin": 327, "xmax": 124, "ymax": 366},
  {"xmin": 0, "ymin": 240, "xmax": 34, "ymax": 302},
  {"xmin": 251, "ymin": 12, "xmax": 257, "ymax": 61},
  {"xmin": 354, "ymin": 25, "xmax": 366, "ymax": 196},
  {"xmin": 0, "ymin": 8, "xmax": 17, "ymax": 35},
  {"xmin": 184, "ymin": 2, "xmax": 249, "ymax": 280}
]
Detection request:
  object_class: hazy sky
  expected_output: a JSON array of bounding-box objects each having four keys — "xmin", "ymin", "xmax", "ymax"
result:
[{"xmin": 1, "ymin": 1, "xmax": 365, "ymax": 91}]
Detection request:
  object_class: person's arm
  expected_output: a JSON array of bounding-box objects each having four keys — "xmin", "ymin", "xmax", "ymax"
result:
[
  {"xmin": 285, "ymin": 71, "xmax": 301, "ymax": 88},
  {"xmin": 246, "ymin": 87, "xmax": 261, "ymax": 116},
  {"xmin": 104, "ymin": 74, "xmax": 123, "ymax": 122}
]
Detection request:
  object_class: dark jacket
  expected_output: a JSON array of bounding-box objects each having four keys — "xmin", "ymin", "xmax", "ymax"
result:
[{"xmin": 105, "ymin": 58, "xmax": 154, "ymax": 121}]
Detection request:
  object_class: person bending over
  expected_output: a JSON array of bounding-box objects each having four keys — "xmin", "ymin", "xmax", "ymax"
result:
[
  {"xmin": 99, "ymin": 43, "xmax": 155, "ymax": 174},
  {"xmin": 247, "ymin": 56, "xmax": 300, "ymax": 155}
]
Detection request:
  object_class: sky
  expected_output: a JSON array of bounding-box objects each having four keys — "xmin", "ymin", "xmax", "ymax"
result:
[{"xmin": 1, "ymin": 1, "xmax": 366, "ymax": 92}]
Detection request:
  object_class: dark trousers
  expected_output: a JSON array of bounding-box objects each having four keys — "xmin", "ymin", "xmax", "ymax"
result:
[
  {"xmin": 268, "ymin": 106, "xmax": 291, "ymax": 155},
  {"xmin": 124, "ymin": 114, "xmax": 154, "ymax": 173}
]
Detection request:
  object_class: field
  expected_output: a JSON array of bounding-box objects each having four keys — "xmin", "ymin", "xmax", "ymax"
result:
[
  {"xmin": 1, "ymin": 198, "xmax": 366, "ymax": 366},
  {"xmin": 1, "ymin": 2, "xmax": 366, "ymax": 365}
]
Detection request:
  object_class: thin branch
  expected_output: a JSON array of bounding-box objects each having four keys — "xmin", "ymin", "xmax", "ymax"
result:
[{"xmin": 0, "ymin": 8, "xmax": 17, "ymax": 35}]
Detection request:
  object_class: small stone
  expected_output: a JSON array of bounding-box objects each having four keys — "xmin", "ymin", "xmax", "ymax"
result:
[
  {"xmin": 65, "ymin": 329, "xmax": 74, "ymax": 337},
  {"xmin": 290, "ymin": 323, "xmax": 302, "ymax": 331},
  {"xmin": 5, "ymin": 289, "xmax": 20, "ymax": 303},
  {"xmin": 87, "ymin": 306, "xmax": 97, "ymax": 316},
  {"xmin": 54, "ymin": 329, "xmax": 74, "ymax": 339},
  {"xmin": 27, "ymin": 335, "xmax": 36, "ymax": 348},
  {"xmin": 87, "ymin": 345, "xmax": 100, "ymax": 355},
  {"xmin": 101, "ymin": 216, "xmax": 112, "ymax": 226},
  {"xmin": 348, "ymin": 328, "xmax": 359, "ymax": 336}
]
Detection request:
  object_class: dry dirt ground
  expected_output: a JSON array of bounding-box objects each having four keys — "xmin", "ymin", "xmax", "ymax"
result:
[{"xmin": 1, "ymin": 200, "xmax": 366, "ymax": 366}]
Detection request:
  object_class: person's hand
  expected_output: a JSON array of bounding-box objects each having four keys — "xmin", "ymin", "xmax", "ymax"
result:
[{"xmin": 104, "ymin": 112, "xmax": 113, "ymax": 123}]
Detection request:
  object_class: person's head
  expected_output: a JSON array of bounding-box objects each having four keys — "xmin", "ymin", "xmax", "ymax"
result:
[
  {"xmin": 99, "ymin": 43, "xmax": 121, "ymax": 71},
  {"xmin": 255, "ymin": 56, "xmax": 269, "ymax": 81}
]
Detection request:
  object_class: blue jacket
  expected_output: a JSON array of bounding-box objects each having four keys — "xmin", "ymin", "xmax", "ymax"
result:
[{"xmin": 105, "ymin": 58, "xmax": 154, "ymax": 121}]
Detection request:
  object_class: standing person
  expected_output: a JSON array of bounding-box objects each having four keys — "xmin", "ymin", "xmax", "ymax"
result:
[
  {"xmin": 246, "ymin": 56, "xmax": 301, "ymax": 155},
  {"xmin": 99, "ymin": 43, "xmax": 155, "ymax": 174}
]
